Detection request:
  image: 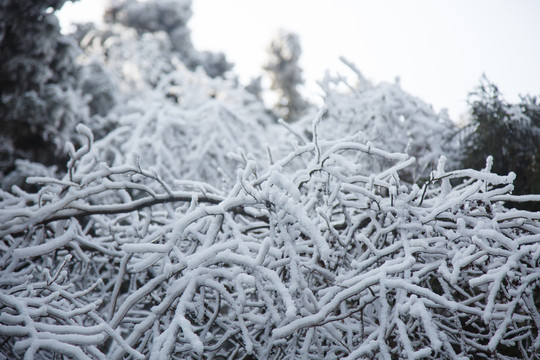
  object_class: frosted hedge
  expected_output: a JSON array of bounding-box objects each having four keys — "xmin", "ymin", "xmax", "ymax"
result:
[{"xmin": 1, "ymin": 116, "xmax": 539, "ymax": 360}]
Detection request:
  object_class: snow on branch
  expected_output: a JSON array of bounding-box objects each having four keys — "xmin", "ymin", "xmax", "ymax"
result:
[{"xmin": 1, "ymin": 120, "xmax": 539, "ymax": 359}]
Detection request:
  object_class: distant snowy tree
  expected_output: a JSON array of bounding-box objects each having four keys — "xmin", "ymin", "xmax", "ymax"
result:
[
  {"xmin": 245, "ymin": 76, "xmax": 263, "ymax": 100},
  {"xmin": 79, "ymin": 60, "xmax": 117, "ymax": 118},
  {"xmin": 78, "ymin": 23, "xmax": 174, "ymax": 95},
  {"xmin": 74, "ymin": 17, "xmax": 283, "ymax": 189},
  {"xmin": 264, "ymin": 30, "xmax": 309, "ymax": 122},
  {"xmin": 103, "ymin": 0, "xmax": 232, "ymax": 78}
]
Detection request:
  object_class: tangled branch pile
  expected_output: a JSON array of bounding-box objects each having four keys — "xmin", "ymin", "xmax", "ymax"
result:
[{"xmin": 1, "ymin": 114, "xmax": 539, "ymax": 359}]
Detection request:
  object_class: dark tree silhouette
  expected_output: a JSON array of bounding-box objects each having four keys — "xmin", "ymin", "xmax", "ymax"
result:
[{"xmin": 459, "ymin": 77, "xmax": 540, "ymax": 210}]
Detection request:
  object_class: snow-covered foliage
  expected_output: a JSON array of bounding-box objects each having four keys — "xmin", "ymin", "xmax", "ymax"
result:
[
  {"xmin": 78, "ymin": 23, "xmax": 174, "ymax": 96},
  {"xmin": 105, "ymin": 0, "xmax": 192, "ymax": 36},
  {"xmin": 73, "ymin": 15, "xmax": 286, "ymax": 190},
  {"xmin": 296, "ymin": 59, "xmax": 457, "ymax": 184},
  {"xmin": 102, "ymin": 0, "xmax": 232, "ymax": 79},
  {"xmin": 1, "ymin": 118, "xmax": 539, "ymax": 359},
  {"xmin": 86, "ymin": 62, "xmax": 286, "ymax": 189},
  {"xmin": 77, "ymin": 10, "xmax": 231, "ymax": 101},
  {"xmin": 0, "ymin": 0, "xmax": 88, "ymax": 176},
  {"xmin": 0, "ymin": 0, "xmax": 120, "ymax": 191}
]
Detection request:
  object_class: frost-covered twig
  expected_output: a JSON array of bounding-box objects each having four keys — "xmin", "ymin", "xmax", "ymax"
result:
[{"xmin": 1, "ymin": 123, "xmax": 539, "ymax": 359}]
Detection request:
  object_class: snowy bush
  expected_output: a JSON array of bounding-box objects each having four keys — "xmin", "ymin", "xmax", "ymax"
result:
[
  {"xmin": 1, "ymin": 114, "xmax": 539, "ymax": 359},
  {"xmin": 81, "ymin": 61, "xmax": 285, "ymax": 190},
  {"xmin": 295, "ymin": 59, "xmax": 457, "ymax": 184},
  {"xmin": 73, "ymin": 14, "xmax": 282, "ymax": 190}
]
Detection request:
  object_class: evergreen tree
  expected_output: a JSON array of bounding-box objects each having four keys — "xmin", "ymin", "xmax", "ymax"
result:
[
  {"xmin": 459, "ymin": 77, "xmax": 540, "ymax": 208},
  {"xmin": 0, "ymin": 0, "xmax": 87, "ymax": 178},
  {"xmin": 264, "ymin": 29, "xmax": 308, "ymax": 122}
]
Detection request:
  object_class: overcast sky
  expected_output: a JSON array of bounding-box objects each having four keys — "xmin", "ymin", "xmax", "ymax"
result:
[{"xmin": 59, "ymin": 0, "xmax": 540, "ymax": 120}]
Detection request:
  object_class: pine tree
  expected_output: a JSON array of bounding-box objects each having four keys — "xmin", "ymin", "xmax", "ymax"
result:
[
  {"xmin": 264, "ymin": 29, "xmax": 308, "ymax": 122},
  {"xmin": 0, "ymin": 0, "xmax": 87, "ymax": 180},
  {"xmin": 459, "ymin": 77, "xmax": 540, "ymax": 209}
]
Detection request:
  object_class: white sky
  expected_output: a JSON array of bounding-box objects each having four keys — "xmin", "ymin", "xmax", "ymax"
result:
[{"xmin": 59, "ymin": 0, "xmax": 540, "ymax": 120}]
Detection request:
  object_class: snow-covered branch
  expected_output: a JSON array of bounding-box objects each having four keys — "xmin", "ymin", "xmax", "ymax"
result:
[{"xmin": 1, "ymin": 121, "xmax": 539, "ymax": 359}]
